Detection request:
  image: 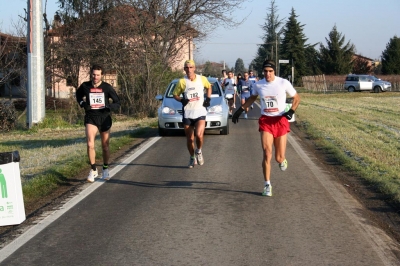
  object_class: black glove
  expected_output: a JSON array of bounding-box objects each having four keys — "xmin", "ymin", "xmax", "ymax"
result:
[
  {"xmin": 224, "ymin": 82, "xmax": 229, "ymax": 87},
  {"xmin": 181, "ymin": 98, "xmax": 189, "ymax": 106},
  {"xmin": 104, "ymin": 105, "xmax": 111, "ymax": 111},
  {"xmin": 80, "ymin": 101, "xmax": 91, "ymax": 111},
  {"xmin": 203, "ymin": 97, "xmax": 211, "ymax": 107},
  {"xmin": 232, "ymin": 107, "xmax": 245, "ymax": 124},
  {"xmin": 283, "ymin": 109, "xmax": 295, "ymax": 120}
]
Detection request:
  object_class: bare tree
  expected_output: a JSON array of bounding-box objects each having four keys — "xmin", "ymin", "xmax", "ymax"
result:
[{"xmin": 50, "ymin": 0, "xmax": 248, "ymax": 116}]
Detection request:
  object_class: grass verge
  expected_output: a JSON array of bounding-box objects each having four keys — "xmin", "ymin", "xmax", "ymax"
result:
[
  {"xmin": 295, "ymin": 92, "xmax": 400, "ymax": 205},
  {"xmin": 0, "ymin": 116, "xmax": 158, "ymax": 205}
]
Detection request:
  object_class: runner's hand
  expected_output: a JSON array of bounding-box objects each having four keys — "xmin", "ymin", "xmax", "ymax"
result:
[
  {"xmin": 283, "ymin": 109, "xmax": 295, "ymax": 120},
  {"xmin": 181, "ymin": 98, "xmax": 189, "ymax": 106},
  {"xmin": 203, "ymin": 97, "xmax": 211, "ymax": 107},
  {"xmin": 80, "ymin": 101, "xmax": 91, "ymax": 111},
  {"xmin": 232, "ymin": 107, "xmax": 244, "ymax": 124}
]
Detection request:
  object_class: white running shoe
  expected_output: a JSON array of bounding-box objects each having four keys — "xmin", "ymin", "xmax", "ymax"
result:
[
  {"xmin": 262, "ymin": 184, "xmax": 272, "ymax": 196},
  {"xmin": 188, "ymin": 157, "xmax": 195, "ymax": 168},
  {"xmin": 87, "ymin": 169, "xmax": 98, "ymax": 182},
  {"xmin": 244, "ymin": 113, "xmax": 248, "ymax": 119},
  {"xmin": 196, "ymin": 152, "xmax": 204, "ymax": 165},
  {"xmin": 102, "ymin": 168, "xmax": 110, "ymax": 180},
  {"xmin": 279, "ymin": 159, "xmax": 288, "ymax": 171}
]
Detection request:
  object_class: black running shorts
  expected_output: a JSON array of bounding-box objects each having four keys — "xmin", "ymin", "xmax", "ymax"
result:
[{"xmin": 84, "ymin": 114, "xmax": 112, "ymax": 132}]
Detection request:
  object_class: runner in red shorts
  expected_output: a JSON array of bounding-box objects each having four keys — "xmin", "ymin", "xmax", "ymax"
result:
[{"xmin": 231, "ymin": 60, "xmax": 300, "ymax": 196}]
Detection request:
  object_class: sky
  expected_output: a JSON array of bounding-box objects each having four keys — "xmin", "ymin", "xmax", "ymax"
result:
[{"xmin": 1, "ymin": 0, "xmax": 399, "ymax": 69}]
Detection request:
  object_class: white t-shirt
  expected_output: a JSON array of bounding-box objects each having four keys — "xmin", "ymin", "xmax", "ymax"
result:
[
  {"xmin": 224, "ymin": 78, "xmax": 236, "ymax": 95},
  {"xmin": 252, "ymin": 77, "xmax": 297, "ymax": 116}
]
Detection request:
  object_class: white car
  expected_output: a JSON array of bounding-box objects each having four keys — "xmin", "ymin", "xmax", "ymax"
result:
[{"xmin": 155, "ymin": 77, "xmax": 230, "ymax": 136}]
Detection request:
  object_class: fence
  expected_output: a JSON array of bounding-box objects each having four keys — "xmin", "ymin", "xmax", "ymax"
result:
[{"xmin": 302, "ymin": 75, "xmax": 400, "ymax": 92}]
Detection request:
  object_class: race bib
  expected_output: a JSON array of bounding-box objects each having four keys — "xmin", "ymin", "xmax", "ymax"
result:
[
  {"xmin": 185, "ymin": 87, "xmax": 200, "ymax": 102},
  {"xmin": 261, "ymin": 96, "xmax": 278, "ymax": 112},
  {"xmin": 89, "ymin": 88, "xmax": 105, "ymax": 109}
]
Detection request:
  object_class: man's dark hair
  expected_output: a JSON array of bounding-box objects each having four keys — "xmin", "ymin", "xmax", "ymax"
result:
[
  {"xmin": 222, "ymin": 69, "xmax": 227, "ymax": 74},
  {"xmin": 91, "ymin": 64, "xmax": 103, "ymax": 74}
]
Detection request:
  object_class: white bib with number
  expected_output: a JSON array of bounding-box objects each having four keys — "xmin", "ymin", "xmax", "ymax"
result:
[{"xmin": 89, "ymin": 92, "xmax": 105, "ymax": 109}]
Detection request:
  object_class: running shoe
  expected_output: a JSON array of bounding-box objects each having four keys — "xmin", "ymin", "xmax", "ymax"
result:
[
  {"xmin": 251, "ymin": 105, "xmax": 254, "ymax": 109},
  {"xmin": 279, "ymin": 159, "xmax": 288, "ymax": 171},
  {"xmin": 102, "ymin": 168, "xmax": 110, "ymax": 180},
  {"xmin": 87, "ymin": 169, "xmax": 98, "ymax": 182},
  {"xmin": 262, "ymin": 184, "xmax": 272, "ymax": 196},
  {"xmin": 188, "ymin": 157, "xmax": 195, "ymax": 168},
  {"xmin": 196, "ymin": 152, "xmax": 204, "ymax": 165},
  {"xmin": 244, "ymin": 113, "xmax": 248, "ymax": 119}
]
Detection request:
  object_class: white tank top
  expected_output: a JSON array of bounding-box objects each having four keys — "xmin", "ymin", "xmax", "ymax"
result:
[{"xmin": 183, "ymin": 75, "xmax": 208, "ymax": 119}]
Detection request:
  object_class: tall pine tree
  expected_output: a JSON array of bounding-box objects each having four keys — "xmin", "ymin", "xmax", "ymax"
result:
[
  {"xmin": 252, "ymin": 0, "xmax": 284, "ymax": 77},
  {"xmin": 318, "ymin": 25, "xmax": 355, "ymax": 75},
  {"xmin": 280, "ymin": 8, "xmax": 308, "ymax": 84},
  {"xmin": 381, "ymin": 36, "xmax": 400, "ymax": 74}
]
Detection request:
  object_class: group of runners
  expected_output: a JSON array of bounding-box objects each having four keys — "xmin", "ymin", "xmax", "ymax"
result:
[{"xmin": 77, "ymin": 59, "xmax": 300, "ymax": 197}]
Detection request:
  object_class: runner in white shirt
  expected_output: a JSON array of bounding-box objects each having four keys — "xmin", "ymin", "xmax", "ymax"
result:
[
  {"xmin": 173, "ymin": 60, "xmax": 212, "ymax": 168},
  {"xmin": 231, "ymin": 60, "xmax": 300, "ymax": 196},
  {"xmin": 222, "ymin": 71, "xmax": 237, "ymax": 116}
]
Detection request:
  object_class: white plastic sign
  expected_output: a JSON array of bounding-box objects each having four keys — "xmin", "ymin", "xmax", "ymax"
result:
[{"xmin": 0, "ymin": 151, "xmax": 25, "ymax": 226}]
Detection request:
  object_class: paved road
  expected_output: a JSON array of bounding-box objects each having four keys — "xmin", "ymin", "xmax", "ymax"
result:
[{"xmin": 0, "ymin": 107, "xmax": 399, "ymax": 265}]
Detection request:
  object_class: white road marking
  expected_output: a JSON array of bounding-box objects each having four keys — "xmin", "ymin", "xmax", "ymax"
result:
[
  {"xmin": 288, "ymin": 133, "xmax": 400, "ymax": 266},
  {"xmin": 0, "ymin": 137, "xmax": 161, "ymax": 262}
]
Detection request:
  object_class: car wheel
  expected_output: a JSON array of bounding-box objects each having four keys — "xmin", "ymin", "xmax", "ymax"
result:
[
  {"xmin": 374, "ymin": 86, "xmax": 381, "ymax": 93},
  {"xmin": 348, "ymin": 86, "xmax": 355, "ymax": 92},
  {"xmin": 220, "ymin": 119, "xmax": 229, "ymax": 135}
]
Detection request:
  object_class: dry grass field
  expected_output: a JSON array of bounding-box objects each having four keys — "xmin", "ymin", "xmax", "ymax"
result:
[{"xmin": 295, "ymin": 91, "xmax": 400, "ymax": 204}]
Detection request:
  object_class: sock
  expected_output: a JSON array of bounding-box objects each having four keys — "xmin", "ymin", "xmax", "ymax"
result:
[
  {"xmin": 103, "ymin": 164, "xmax": 108, "ymax": 170},
  {"xmin": 91, "ymin": 164, "xmax": 96, "ymax": 171},
  {"xmin": 196, "ymin": 149, "xmax": 202, "ymax": 154},
  {"xmin": 265, "ymin": 181, "xmax": 271, "ymax": 186}
]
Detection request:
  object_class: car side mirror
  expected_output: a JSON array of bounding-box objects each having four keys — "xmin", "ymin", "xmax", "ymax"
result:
[{"xmin": 155, "ymin": 95, "xmax": 163, "ymax": 101}]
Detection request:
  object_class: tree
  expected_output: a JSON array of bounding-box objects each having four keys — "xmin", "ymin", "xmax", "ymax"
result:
[
  {"xmin": 52, "ymin": 0, "xmax": 249, "ymax": 116},
  {"xmin": 318, "ymin": 25, "xmax": 355, "ymax": 75},
  {"xmin": 279, "ymin": 8, "xmax": 308, "ymax": 84},
  {"xmin": 252, "ymin": 0, "xmax": 284, "ymax": 77},
  {"xmin": 381, "ymin": 36, "xmax": 400, "ymax": 74},
  {"xmin": 304, "ymin": 46, "xmax": 321, "ymax": 75},
  {"xmin": 234, "ymin": 58, "xmax": 246, "ymax": 75}
]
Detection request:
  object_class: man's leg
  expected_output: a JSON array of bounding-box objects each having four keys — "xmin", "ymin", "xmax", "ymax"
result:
[
  {"xmin": 260, "ymin": 131, "xmax": 274, "ymax": 182},
  {"xmin": 184, "ymin": 125, "xmax": 195, "ymax": 156},
  {"xmin": 273, "ymin": 134, "xmax": 287, "ymax": 164},
  {"xmin": 85, "ymin": 123, "xmax": 99, "ymax": 182},
  {"xmin": 100, "ymin": 130, "xmax": 110, "ymax": 165},
  {"xmin": 194, "ymin": 120, "xmax": 206, "ymax": 150},
  {"xmin": 85, "ymin": 124, "xmax": 98, "ymax": 165}
]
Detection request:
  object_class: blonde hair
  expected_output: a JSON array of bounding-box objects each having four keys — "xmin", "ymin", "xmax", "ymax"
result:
[{"xmin": 184, "ymin": 60, "xmax": 195, "ymax": 66}]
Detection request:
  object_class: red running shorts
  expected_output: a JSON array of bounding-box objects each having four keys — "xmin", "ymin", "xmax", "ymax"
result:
[{"xmin": 258, "ymin": 115, "xmax": 290, "ymax": 137}]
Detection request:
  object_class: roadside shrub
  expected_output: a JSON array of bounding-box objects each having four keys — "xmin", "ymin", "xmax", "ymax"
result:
[{"xmin": 0, "ymin": 100, "xmax": 17, "ymax": 131}]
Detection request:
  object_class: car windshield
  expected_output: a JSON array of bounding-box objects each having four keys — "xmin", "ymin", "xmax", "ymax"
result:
[{"xmin": 165, "ymin": 80, "xmax": 222, "ymax": 98}]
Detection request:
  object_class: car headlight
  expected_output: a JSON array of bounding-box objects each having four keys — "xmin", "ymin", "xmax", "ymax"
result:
[
  {"xmin": 162, "ymin": 107, "xmax": 176, "ymax": 115},
  {"xmin": 207, "ymin": 104, "xmax": 223, "ymax": 114}
]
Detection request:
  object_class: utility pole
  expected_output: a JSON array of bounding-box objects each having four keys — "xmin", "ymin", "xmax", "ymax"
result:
[{"xmin": 27, "ymin": 0, "xmax": 45, "ymax": 128}]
